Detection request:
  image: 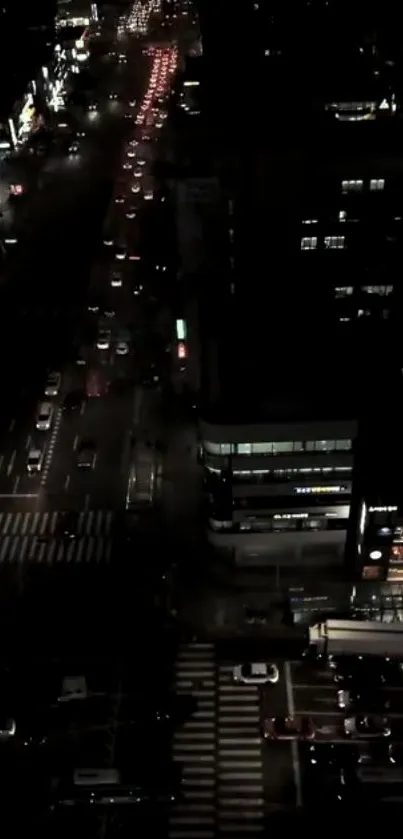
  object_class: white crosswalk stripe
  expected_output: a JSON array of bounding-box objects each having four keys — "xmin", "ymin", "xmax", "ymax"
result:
[
  {"xmin": 0, "ymin": 511, "xmax": 114, "ymax": 564},
  {"xmin": 0, "ymin": 510, "xmax": 114, "ymax": 538},
  {"xmin": 170, "ymin": 642, "xmax": 216, "ymax": 839},
  {"xmin": 217, "ymin": 664, "xmax": 264, "ymax": 837}
]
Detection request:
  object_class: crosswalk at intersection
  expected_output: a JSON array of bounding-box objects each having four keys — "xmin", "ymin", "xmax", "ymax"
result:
[
  {"xmin": 0, "ymin": 510, "xmax": 114, "ymax": 564},
  {"xmin": 170, "ymin": 642, "xmax": 265, "ymax": 839}
]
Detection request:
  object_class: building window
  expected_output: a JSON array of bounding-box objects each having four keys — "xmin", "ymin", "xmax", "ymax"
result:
[
  {"xmin": 361, "ymin": 285, "xmax": 393, "ymax": 296},
  {"xmin": 204, "ymin": 442, "xmax": 232, "ymax": 455},
  {"xmin": 251, "ymin": 443, "xmax": 273, "ymax": 454},
  {"xmin": 272, "ymin": 441, "xmax": 294, "ymax": 454},
  {"xmin": 341, "ymin": 179, "xmax": 363, "ymax": 193},
  {"xmin": 301, "ymin": 236, "xmax": 318, "ymax": 250},
  {"xmin": 324, "ymin": 235, "xmax": 345, "ymax": 249},
  {"xmin": 237, "ymin": 443, "xmax": 252, "ymax": 455},
  {"xmin": 334, "ymin": 286, "xmax": 353, "ymax": 297},
  {"xmin": 370, "ymin": 178, "xmax": 385, "ymax": 192}
]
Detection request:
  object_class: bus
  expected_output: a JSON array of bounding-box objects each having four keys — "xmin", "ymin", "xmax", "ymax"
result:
[
  {"xmin": 306, "ymin": 619, "xmax": 403, "ymax": 659},
  {"xmin": 126, "ymin": 444, "xmax": 157, "ymax": 510}
]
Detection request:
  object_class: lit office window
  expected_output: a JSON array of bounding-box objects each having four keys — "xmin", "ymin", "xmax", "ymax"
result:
[
  {"xmin": 341, "ymin": 179, "xmax": 363, "ymax": 193},
  {"xmin": 301, "ymin": 236, "xmax": 318, "ymax": 250},
  {"xmin": 324, "ymin": 235, "xmax": 345, "ymax": 249},
  {"xmin": 361, "ymin": 285, "xmax": 393, "ymax": 295},
  {"xmin": 370, "ymin": 178, "xmax": 385, "ymax": 191},
  {"xmin": 334, "ymin": 286, "xmax": 353, "ymax": 297}
]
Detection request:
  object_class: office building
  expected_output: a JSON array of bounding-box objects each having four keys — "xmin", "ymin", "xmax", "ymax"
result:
[{"xmin": 184, "ymin": 2, "xmax": 403, "ymax": 579}]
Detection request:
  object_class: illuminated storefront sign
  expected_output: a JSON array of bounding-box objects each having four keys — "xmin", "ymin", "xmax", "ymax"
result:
[
  {"xmin": 294, "ymin": 486, "xmax": 347, "ymax": 495},
  {"xmin": 369, "ymin": 506, "xmax": 398, "ymax": 513},
  {"xmin": 17, "ymin": 93, "xmax": 36, "ymax": 137}
]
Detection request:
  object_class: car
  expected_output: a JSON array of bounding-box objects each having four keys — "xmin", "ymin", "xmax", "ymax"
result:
[
  {"xmin": 129, "ymin": 139, "xmax": 138, "ymax": 148},
  {"xmin": 76, "ymin": 439, "xmax": 96, "ymax": 469},
  {"xmin": 109, "ymin": 92, "xmax": 118, "ymax": 100},
  {"xmin": 114, "ymin": 194, "xmax": 125, "ymax": 204},
  {"xmin": 68, "ymin": 142, "xmax": 79, "ymax": 154},
  {"xmin": 126, "ymin": 205, "xmax": 137, "ymax": 219},
  {"xmin": 134, "ymin": 168, "xmax": 143, "ymax": 178},
  {"xmin": 58, "ymin": 511, "xmax": 79, "ymax": 539},
  {"xmin": 86, "ymin": 370, "xmax": 107, "ymax": 397},
  {"xmin": 116, "ymin": 341, "xmax": 129, "ymax": 356},
  {"xmin": 87, "ymin": 299, "xmax": 99, "ymax": 313},
  {"xmin": 58, "ymin": 675, "xmax": 88, "ymax": 703},
  {"xmin": 144, "ymin": 188, "xmax": 154, "ymax": 201},
  {"xmin": 129, "ymin": 99, "xmax": 136, "ymax": 107},
  {"xmin": 97, "ymin": 329, "xmax": 111, "ymax": 349},
  {"xmin": 111, "ymin": 272, "xmax": 123, "ymax": 288},
  {"xmin": 133, "ymin": 282, "xmax": 143, "ymax": 295},
  {"xmin": 333, "ymin": 659, "xmax": 387, "ymax": 687},
  {"xmin": 88, "ymin": 101, "xmax": 98, "ymax": 112},
  {"xmin": 0, "ymin": 716, "xmax": 16, "ymax": 740},
  {"xmin": 127, "ymin": 149, "xmax": 136, "ymax": 158},
  {"xmin": 337, "ymin": 689, "xmax": 391, "ymax": 711},
  {"xmin": 305, "ymin": 743, "xmax": 358, "ymax": 768},
  {"xmin": 124, "ymin": 111, "xmax": 132, "ymax": 119},
  {"xmin": 344, "ymin": 715, "xmax": 391, "ymax": 739},
  {"xmin": 104, "ymin": 306, "xmax": 115, "ymax": 318},
  {"xmin": 115, "ymin": 246, "xmax": 126, "ymax": 261},
  {"xmin": 388, "ymin": 744, "xmax": 403, "ymax": 765},
  {"xmin": 62, "ymin": 390, "xmax": 84, "ymax": 412},
  {"xmin": 35, "ymin": 402, "xmax": 54, "ymax": 431},
  {"xmin": 76, "ymin": 130, "xmax": 85, "ymax": 138},
  {"xmin": 131, "ymin": 183, "xmax": 140, "ymax": 194},
  {"xmin": 263, "ymin": 715, "xmax": 315, "ymax": 741},
  {"xmin": 233, "ymin": 662, "xmax": 279, "ymax": 685},
  {"xmin": 27, "ymin": 448, "xmax": 43, "ymax": 474},
  {"xmin": 137, "ymin": 158, "xmax": 146, "ymax": 167},
  {"xmin": 44, "ymin": 371, "xmax": 61, "ymax": 397},
  {"xmin": 122, "ymin": 162, "xmax": 132, "ymax": 171}
]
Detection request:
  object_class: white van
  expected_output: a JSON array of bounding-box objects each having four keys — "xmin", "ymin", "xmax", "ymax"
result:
[{"xmin": 36, "ymin": 402, "xmax": 54, "ymax": 431}]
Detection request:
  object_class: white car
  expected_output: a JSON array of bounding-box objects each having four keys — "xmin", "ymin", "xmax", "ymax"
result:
[
  {"xmin": 97, "ymin": 330, "xmax": 111, "ymax": 350},
  {"xmin": 111, "ymin": 272, "xmax": 123, "ymax": 287},
  {"xmin": 144, "ymin": 188, "xmax": 154, "ymax": 201},
  {"xmin": 134, "ymin": 168, "xmax": 143, "ymax": 178},
  {"xmin": 116, "ymin": 341, "xmax": 129, "ymax": 355},
  {"xmin": 127, "ymin": 149, "xmax": 136, "ymax": 158},
  {"xmin": 27, "ymin": 448, "xmax": 43, "ymax": 473},
  {"xmin": 344, "ymin": 715, "xmax": 391, "ymax": 739},
  {"xmin": 233, "ymin": 662, "xmax": 279, "ymax": 685},
  {"xmin": 44, "ymin": 371, "xmax": 61, "ymax": 396}
]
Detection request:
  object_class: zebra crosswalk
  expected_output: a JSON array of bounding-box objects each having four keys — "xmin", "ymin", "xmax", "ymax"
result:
[
  {"xmin": 170, "ymin": 642, "xmax": 265, "ymax": 839},
  {"xmin": 171, "ymin": 642, "xmax": 216, "ymax": 839},
  {"xmin": 217, "ymin": 665, "xmax": 264, "ymax": 836},
  {"xmin": 0, "ymin": 510, "xmax": 113, "ymax": 538},
  {"xmin": 0, "ymin": 510, "xmax": 114, "ymax": 565}
]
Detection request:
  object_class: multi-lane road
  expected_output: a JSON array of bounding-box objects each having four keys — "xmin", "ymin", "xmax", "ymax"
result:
[{"xmin": 0, "ymin": 3, "xmax": 200, "ymax": 537}]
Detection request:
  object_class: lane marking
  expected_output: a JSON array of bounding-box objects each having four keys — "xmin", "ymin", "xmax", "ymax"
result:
[
  {"xmin": 64, "ymin": 474, "xmax": 70, "ymax": 490},
  {"xmin": 12, "ymin": 476, "xmax": 20, "ymax": 494},
  {"xmin": 7, "ymin": 450, "xmax": 16, "ymax": 477},
  {"xmin": 285, "ymin": 660, "xmax": 303, "ymax": 807},
  {"xmin": 8, "ymin": 419, "xmax": 15, "ymax": 432}
]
